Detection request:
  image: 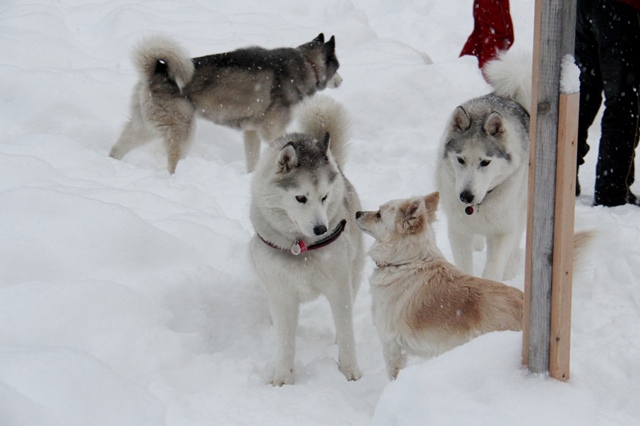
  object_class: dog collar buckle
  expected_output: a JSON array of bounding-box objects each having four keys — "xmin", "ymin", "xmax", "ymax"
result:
[{"xmin": 291, "ymin": 240, "xmax": 307, "ymax": 256}]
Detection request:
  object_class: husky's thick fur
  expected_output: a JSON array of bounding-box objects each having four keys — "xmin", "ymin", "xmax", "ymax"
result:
[
  {"xmin": 355, "ymin": 192, "xmax": 592, "ymax": 380},
  {"xmin": 250, "ymin": 95, "xmax": 364, "ymax": 386},
  {"xmin": 109, "ymin": 34, "xmax": 342, "ymax": 174},
  {"xmin": 435, "ymin": 51, "xmax": 532, "ymax": 281}
]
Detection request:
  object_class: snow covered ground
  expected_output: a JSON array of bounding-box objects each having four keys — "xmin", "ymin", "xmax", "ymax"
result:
[{"xmin": 1, "ymin": 0, "xmax": 639, "ymax": 425}]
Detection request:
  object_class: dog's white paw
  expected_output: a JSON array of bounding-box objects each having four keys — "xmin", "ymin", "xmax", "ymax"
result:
[
  {"xmin": 269, "ymin": 369, "xmax": 294, "ymax": 387},
  {"xmin": 387, "ymin": 364, "xmax": 401, "ymax": 381},
  {"xmin": 339, "ymin": 363, "xmax": 362, "ymax": 382}
]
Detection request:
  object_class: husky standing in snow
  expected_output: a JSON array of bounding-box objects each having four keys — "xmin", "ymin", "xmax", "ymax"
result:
[
  {"xmin": 249, "ymin": 95, "xmax": 364, "ymax": 386},
  {"xmin": 109, "ymin": 34, "xmax": 342, "ymax": 174},
  {"xmin": 435, "ymin": 52, "xmax": 532, "ymax": 281}
]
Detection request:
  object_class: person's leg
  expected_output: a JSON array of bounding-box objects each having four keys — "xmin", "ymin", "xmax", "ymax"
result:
[
  {"xmin": 591, "ymin": 0, "xmax": 640, "ymax": 206},
  {"xmin": 574, "ymin": 0, "xmax": 604, "ymax": 196}
]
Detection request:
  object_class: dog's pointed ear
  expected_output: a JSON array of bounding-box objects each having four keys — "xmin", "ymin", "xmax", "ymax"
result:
[
  {"xmin": 316, "ymin": 132, "xmax": 330, "ymax": 154},
  {"xmin": 484, "ymin": 111, "xmax": 505, "ymax": 137},
  {"xmin": 424, "ymin": 192, "xmax": 439, "ymax": 223},
  {"xmin": 313, "ymin": 33, "xmax": 325, "ymax": 45},
  {"xmin": 276, "ymin": 142, "xmax": 298, "ymax": 173},
  {"xmin": 398, "ymin": 198, "xmax": 425, "ymax": 234},
  {"xmin": 325, "ymin": 35, "xmax": 335, "ymax": 51},
  {"xmin": 452, "ymin": 106, "xmax": 471, "ymax": 132}
]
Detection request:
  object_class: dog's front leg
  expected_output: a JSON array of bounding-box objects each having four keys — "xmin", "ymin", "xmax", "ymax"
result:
[
  {"xmin": 243, "ymin": 130, "xmax": 261, "ymax": 172},
  {"xmin": 449, "ymin": 225, "xmax": 474, "ymax": 275},
  {"xmin": 326, "ymin": 287, "xmax": 362, "ymax": 381},
  {"xmin": 381, "ymin": 338, "xmax": 405, "ymax": 380},
  {"xmin": 267, "ymin": 294, "xmax": 300, "ymax": 386},
  {"xmin": 484, "ymin": 232, "xmax": 520, "ymax": 281}
]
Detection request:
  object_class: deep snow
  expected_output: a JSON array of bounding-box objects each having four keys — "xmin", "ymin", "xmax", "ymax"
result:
[{"xmin": 1, "ymin": 1, "xmax": 639, "ymax": 425}]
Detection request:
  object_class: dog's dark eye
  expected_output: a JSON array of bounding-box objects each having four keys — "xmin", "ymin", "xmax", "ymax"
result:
[
  {"xmin": 457, "ymin": 157, "xmax": 465, "ymax": 165},
  {"xmin": 296, "ymin": 196, "xmax": 307, "ymax": 204},
  {"xmin": 480, "ymin": 160, "xmax": 491, "ymax": 167},
  {"xmin": 375, "ymin": 211, "xmax": 381, "ymax": 219},
  {"xmin": 321, "ymin": 195, "xmax": 328, "ymax": 203}
]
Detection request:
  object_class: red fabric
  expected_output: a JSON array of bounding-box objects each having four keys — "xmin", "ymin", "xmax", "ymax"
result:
[
  {"xmin": 616, "ymin": 0, "xmax": 640, "ymax": 10},
  {"xmin": 460, "ymin": 0, "xmax": 514, "ymax": 69}
]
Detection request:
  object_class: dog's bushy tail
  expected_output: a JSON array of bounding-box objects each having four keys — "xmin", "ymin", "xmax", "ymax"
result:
[
  {"xmin": 133, "ymin": 35, "xmax": 194, "ymax": 91},
  {"xmin": 296, "ymin": 95, "xmax": 350, "ymax": 169},
  {"xmin": 572, "ymin": 229, "xmax": 595, "ymax": 271},
  {"xmin": 484, "ymin": 49, "xmax": 532, "ymax": 113}
]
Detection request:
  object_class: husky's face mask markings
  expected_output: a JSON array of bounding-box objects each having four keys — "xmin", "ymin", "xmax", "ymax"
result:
[
  {"xmin": 445, "ymin": 106, "xmax": 514, "ymax": 211},
  {"xmin": 274, "ymin": 133, "xmax": 338, "ymax": 238}
]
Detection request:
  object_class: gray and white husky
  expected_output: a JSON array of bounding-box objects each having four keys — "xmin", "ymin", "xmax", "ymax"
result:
[
  {"xmin": 250, "ymin": 95, "xmax": 364, "ymax": 386},
  {"xmin": 436, "ymin": 51, "xmax": 532, "ymax": 281},
  {"xmin": 109, "ymin": 34, "xmax": 342, "ymax": 174}
]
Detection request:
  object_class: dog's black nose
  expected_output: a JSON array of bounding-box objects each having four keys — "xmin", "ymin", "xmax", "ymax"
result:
[
  {"xmin": 460, "ymin": 190, "xmax": 474, "ymax": 204},
  {"xmin": 314, "ymin": 225, "xmax": 328, "ymax": 236},
  {"xmin": 355, "ymin": 211, "xmax": 363, "ymax": 219}
]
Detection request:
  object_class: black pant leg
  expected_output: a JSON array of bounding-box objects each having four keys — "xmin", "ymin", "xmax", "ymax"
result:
[
  {"xmin": 591, "ymin": 0, "xmax": 640, "ymax": 205},
  {"xmin": 575, "ymin": 0, "xmax": 604, "ymax": 168}
]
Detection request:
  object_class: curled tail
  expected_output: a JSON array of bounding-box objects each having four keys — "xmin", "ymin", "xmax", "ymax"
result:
[
  {"xmin": 572, "ymin": 230, "xmax": 595, "ymax": 271},
  {"xmin": 296, "ymin": 95, "xmax": 350, "ymax": 169},
  {"xmin": 483, "ymin": 49, "xmax": 532, "ymax": 113},
  {"xmin": 133, "ymin": 35, "xmax": 194, "ymax": 91}
]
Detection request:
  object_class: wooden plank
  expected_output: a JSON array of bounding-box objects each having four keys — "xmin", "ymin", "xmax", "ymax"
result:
[
  {"xmin": 549, "ymin": 92, "xmax": 579, "ymax": 381},
  {"xmin": 523, "ymin": 0, "xmax": 577, "ymax": 375},
  {"xmin": 522, "ymin": 0, "xmax": 544, "ymax": 368}
]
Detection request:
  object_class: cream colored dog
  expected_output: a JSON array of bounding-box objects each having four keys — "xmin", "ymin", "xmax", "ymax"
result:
[{"xmin": 355, "ymin": 192, "xmax": 589, "ymax": 380}]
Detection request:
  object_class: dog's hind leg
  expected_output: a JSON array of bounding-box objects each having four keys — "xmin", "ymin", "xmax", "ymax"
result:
[
  {"xmin": 163, "ymin": 125, "xmax": 194, "ymax": 174},
  {"xmin": 161, "ymin": 102, "xmax": 196, "ymax": 174},
  {"xmin": 109, "ymin": 114, "xmax": 155, "ymax": 160},
  {"xmin": 243, "ymin": 130, "xmax": 261, "ymax": 172}
]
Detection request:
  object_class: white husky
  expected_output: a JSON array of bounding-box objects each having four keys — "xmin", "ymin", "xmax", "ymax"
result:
[
  {"xmin": 249, "ymin": 95, "xmax": 364, "ymax": 386},
  {"xmin": 436, "ymin": 51, "xmax": 532, "ymax": 281}
]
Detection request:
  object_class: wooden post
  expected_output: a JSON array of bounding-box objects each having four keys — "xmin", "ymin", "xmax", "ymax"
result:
[
  {"xmin": 523, "ymin": 0, "xmax": 578, "ymax": 380},
  {"xmin": 549, "ymin": 92, "xmax": 579, "ymax": 380}
]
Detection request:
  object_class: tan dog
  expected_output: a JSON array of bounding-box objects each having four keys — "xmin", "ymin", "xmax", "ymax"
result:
[{"xmin": 355, "ymin": 192, "xmax": 589, "ymax": 380}]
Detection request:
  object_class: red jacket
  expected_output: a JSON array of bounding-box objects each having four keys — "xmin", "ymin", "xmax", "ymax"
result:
[
  {"xmin": 460, "ymin": 0, "xmax": 514, "ymax": 68},
  {"xmin": 617, "ymin": 0, "xmax": 640, "ymax": 10}
]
